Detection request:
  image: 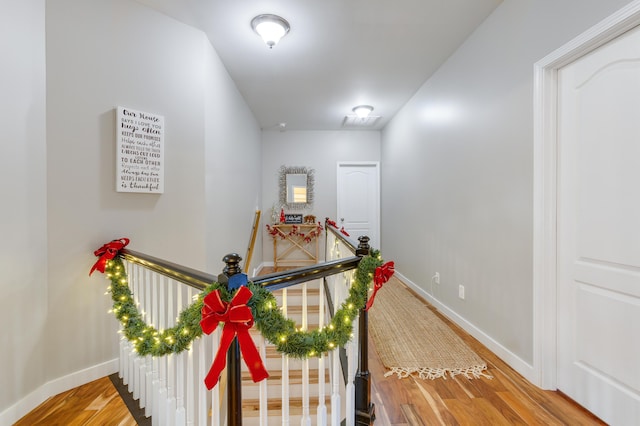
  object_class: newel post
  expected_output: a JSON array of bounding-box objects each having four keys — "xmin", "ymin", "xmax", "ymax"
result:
[
  {"xmin": 355, "ymin": 236, "xmax": 375, "ymax": 425},
  {"xmin": 218, "ymin": 253, "xmax": 243, "ymax": 426}
]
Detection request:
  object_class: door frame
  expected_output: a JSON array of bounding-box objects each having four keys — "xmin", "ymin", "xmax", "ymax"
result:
[
  {"xmin": 336, "ymin": 161, "xmax": 381, "ymax": 249},
  {"xmin": 533, "ymin": 0, "xmax": 640, "ymax": 389}
]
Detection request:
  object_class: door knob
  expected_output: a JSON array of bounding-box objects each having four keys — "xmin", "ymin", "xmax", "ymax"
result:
[{"xmin": 340, "ymin": 218, "xmax": 344, "ymax": 222}]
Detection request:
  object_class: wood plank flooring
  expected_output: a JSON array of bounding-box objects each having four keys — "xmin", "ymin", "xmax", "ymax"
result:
[
  {"xmin": 14, "ymin": 376, "xmax": 137, "ymax": 426},
  {"xmin": 15, "ymin": 268, "xmax": 605, "ymax": 425},
  {"xmin": 370, "ymin": 284, "xmax": 605, "ymax": 425}
]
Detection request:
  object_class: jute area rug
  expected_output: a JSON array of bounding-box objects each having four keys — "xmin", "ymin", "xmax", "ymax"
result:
[{"xmin": 368, "ymin": 276, "xmax": 491, "ymax": 380}]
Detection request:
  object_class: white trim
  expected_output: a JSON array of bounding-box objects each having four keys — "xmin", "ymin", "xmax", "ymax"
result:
[
  {"xmin": 252, "ymin": 261, "xmax": 273, "ymax": 276},
  {"xmin": 396, "ymin": 271, "xmax": 536, "ymax": 383},
  {"xmin": 533, "ymin": 0, "xmax": 640, "ymax": 390},
  {"xmin": 0, "ymin": 359, "xmax": 118, "ymax": 425}
]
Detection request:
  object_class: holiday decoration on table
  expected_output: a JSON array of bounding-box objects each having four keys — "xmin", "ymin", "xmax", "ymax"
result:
[
  {"xmin": 365, "ymin": 261, "xmax": 395, "ymax": 311},
  {"xmin": 90, "ymin": 237, "xmax": 390, "ymax": 389},
  {"xmin": 266, "ymin": 222, "xmax": 324, "ymax": 242}
]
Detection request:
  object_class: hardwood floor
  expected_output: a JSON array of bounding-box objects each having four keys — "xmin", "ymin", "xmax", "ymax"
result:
[
  {"xmin": 15, "ymin": 269, "xmax": 604, "ymax": 425},
  {"xmin": 14, "ymin": 376, "xmax": 137, "ymax": 426},
  {"xmin": 370, "ymin": 284, "xmax": 605, "ymax": 426}
]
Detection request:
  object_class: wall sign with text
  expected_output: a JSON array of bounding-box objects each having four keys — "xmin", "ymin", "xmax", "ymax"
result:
[
  {"xmin": 284, "ymin": 214, "xmax": 303, "ymax": 224},
  {"xmin": 116, "ymin": 106, "xmax": 164, "ymax": 193}
]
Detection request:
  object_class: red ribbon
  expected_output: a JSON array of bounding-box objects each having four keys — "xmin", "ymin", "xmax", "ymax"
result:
[
  {"xmin": 326, "ymin": 219, "xmax": 338, "ymax": 228},
  {"xmin": 89, "ymin": 238, "xmax": 130, "ymax": 276},
  {"xmin": 200, "ymin": 286, "xmax": 269, "ymax": 390},
  {"xmin": 340, "ymin": 227, "xmax": 350, "ymax": 237},
  {"xmin": 365, "ymin": 261, "xmax": 395, "ymax": 311}
]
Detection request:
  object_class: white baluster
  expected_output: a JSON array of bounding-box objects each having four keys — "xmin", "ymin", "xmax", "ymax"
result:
[
  {"xmin": 175, "ymin": 286, "xmax": 186, "ymax": 426},
  {"xmin": 120, "ymin": 263, "xmax": 129, "ymax": 388},
  {"xmin": 148, "ymin": 270, "xmax": 157, "ymax": 419},
  {"xmin": 301, "ymin": 358, "xmax": 311, "ymax": 426},
  {"xmin": 186, "ymin": 288, "xmax": 195, "ymax": 426},
  {"xmin": 119, "ymin": 262, "xmax": 129, "ymax": 383},
  {"xmin": 301, "ymin": 283, "xmax": 311, "ymax": 425},
  {"xmin": 198, "ymin": 334, "xmax": 210, "ymax": 426},
  {"xmin": 317, "ymin": 279, "xmax": 327, "ymax": 425},
  {"xmin": 175, "ymin": 351, "xmax": 186, "ymax": 425},
  {"xmin": 330, "ymin": 350, "xmax": 341, "ymax": 426},
  {"xmin": 157, "ymin": 275, "xmax": 167, "ymax": 426},
  {"xmin": 316, "ymin": 355, "xmax": 327, "ymax": 426},
  {"xmin": 345, "ymin": 308, "xmax": 359, "ymax": 426},
  {"xmin": 150, "ymin": 272, "xmax": 160, "ymax": 425},
  {"xmin": 120, "ymin": 336, "xmax": 127, "ymax": 382},
  {"xmin": 142, "ymin": 270, "xmax": 152, "ymax": 414},
  {"xmin": 331, "ymin": 275, "xmax": 341, "ymax": 426},
  {"xmin": 210, "ymin": 329, "xmax": 221, "ymax": 426},
  {"xmin": 259, "ymin": 334, "xmax": 268, "ymax": 426},
  {"xmin": 133, "ymin": 265, "xmax": 142, "ymax": 401},
  {"xmin": 281, "ymin": 288, "xmax": 290, "ymax": 426},
  {"xmin": 166, "ymin": 281, "xmax": 176, "ymax": 426}
]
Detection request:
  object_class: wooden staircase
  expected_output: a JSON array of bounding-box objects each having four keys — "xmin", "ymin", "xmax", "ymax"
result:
[{"xmin": 241, "ymin": 281, "xmax": 337, "ymax": 425}]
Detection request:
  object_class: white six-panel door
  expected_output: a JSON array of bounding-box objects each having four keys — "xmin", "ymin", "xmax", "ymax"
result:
[{"xmin": 557, "ymin": 23, "xmax": 640, "ymax": 425}]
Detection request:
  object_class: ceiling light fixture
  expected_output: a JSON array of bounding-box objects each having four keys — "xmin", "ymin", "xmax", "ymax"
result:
[
  {"xmin": 352, "ymin": 105, "xmax": 374, "ymax": 118},
  {"xmin": 251, "ymin": 14, "xmax": 290, "ymax": 49}
]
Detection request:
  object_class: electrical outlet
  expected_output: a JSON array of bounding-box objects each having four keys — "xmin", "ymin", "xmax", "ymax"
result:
[
  {"xmin": 458, "ymin": 285, "xmax": 465, "ymax": 300},
  {"xmin": 434, "ymin": 272, "xmax": 440, "ymax": 284}
]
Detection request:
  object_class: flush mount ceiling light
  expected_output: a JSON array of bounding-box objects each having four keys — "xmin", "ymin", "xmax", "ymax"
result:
[
  {"xmin": 343, "ymin": 105, "xmax": 381, "ymax": 128},
  {"xmin": 251, "ymin": 14, "xmax": 290, "ymax": 49},
  {"xmin": 352, "ymin": 105, "xmax": 374, "ymax": 118}
]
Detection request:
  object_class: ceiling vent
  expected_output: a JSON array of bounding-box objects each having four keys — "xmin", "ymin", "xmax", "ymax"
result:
[{"xmin": 342, "ymin": 115, "xmax": 381, "ymax": 128}]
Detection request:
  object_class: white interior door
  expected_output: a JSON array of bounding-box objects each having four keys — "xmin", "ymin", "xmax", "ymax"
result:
[
  {"xmin": 336, "ymin": 162, "xmax": 380, "ymax": 249},
  {"xmin": 557, "ymin": 24, "xmax": 640, "ymax": 425}
]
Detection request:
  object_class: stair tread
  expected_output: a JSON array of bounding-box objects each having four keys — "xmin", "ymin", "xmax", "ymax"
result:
[
  {"xmin": 242, "ymin": 369, "xmax": 330, "ymax": 383},
  {"xmin": 242, "ymin": 396, "xmax": 332, "ymax": 417}
]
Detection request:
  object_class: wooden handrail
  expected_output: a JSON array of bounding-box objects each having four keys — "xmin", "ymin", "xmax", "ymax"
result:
[
  {"xmin": 121, "ymin": 249, "xmax": 363, "ymax": 292},
  {"xmin": 120, "ymin": 249, "xmax": 213, "ymax": 290}
]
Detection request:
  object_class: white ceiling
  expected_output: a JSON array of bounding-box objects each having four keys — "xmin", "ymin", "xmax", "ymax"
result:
[{"xmin": 136, "ymin": 0, "xmax": 503, "ymax": 131}]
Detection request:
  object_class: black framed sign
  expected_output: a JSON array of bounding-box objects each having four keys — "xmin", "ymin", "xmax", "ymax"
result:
[{"xmin": 284, "ymin": 214, "xmax": 303, "ymax": 224}]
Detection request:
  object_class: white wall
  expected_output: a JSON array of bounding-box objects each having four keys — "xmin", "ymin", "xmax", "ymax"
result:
[
  {"xmin": 381, "ymin": 0, "xmax": 634, "ymax": 375},
  {"xmin": 204, "ymin": 44, "xmax": 263, "ymax": 274},
  {"xmin": 0, "ymin": 0, "xmax": 47, "ymax": 417},
  {"xmin": 1, "ymin": 0, "xmax": 261, "ymax": 422},
  {"xmin": 261, "ymin": 130, "xmax": 380, "ymax": 264}
]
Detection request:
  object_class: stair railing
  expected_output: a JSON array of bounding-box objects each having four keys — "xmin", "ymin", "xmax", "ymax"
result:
[{"xmin": 112, "ymin": 221, "xmax": 373, "ymax": 425}]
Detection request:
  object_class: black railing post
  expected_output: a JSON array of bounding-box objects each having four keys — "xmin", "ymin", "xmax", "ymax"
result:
[
  {"xmin": 218, "ymin": 253, "xmax": 243, "ymax": 426},
  {"xmin": 355, "ymin": 236, "xmax": 375, "ymax": 425}
]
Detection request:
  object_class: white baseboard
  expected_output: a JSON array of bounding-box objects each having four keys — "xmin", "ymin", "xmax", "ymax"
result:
[
  {"xmin": 252, "ymin": 261, "xmax": 273, "ymax": 277},
  {"xmin": 0, "ymin": 358, "xmax": 118, "ymax": 425},
  {"xmin": 395, "ymin": 270, "xmax": 537, "ymax": 385}
]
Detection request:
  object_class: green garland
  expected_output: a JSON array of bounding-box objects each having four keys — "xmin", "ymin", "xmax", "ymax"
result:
[{"xmin": 104, "ymin": 251, "xmax": 383, "ymax": 358}]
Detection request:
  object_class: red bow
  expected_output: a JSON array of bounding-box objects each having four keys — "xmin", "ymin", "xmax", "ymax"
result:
[
  {"xmin": 327, "ymin": 219, "xmax": 338, "ymax": 228},
  {"xmin": 200, "ymin": 286, "xmax": 269, "ymax": 390},
  {"xmin": 365, "ymin": 261, "xmax": 395, "ymax": 311},
  {"xmin": 340, "ymin": 227, "xmax": 350, "ymax": 237},
  {"xmin": 89, "ymin": 238, "xmax": 130, "ymax": 276}
]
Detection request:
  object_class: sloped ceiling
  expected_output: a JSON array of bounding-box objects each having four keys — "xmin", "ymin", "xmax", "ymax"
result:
[{"xmin": 137, "ymin": 0, "xmax": 503, "ymax": 130}]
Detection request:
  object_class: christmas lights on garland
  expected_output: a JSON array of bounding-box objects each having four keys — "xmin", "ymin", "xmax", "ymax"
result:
[{"xmin": 102, "ymin": 251, "xmax": 384, "ymax": 359}]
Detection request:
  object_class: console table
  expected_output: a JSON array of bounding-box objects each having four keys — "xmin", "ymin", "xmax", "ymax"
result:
[{"xmin": 266, "ymin": 223, "xmax": 323, "ymax": 270}]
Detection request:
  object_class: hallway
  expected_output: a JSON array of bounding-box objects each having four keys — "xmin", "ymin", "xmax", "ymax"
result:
[{"xmin": 15, "ymin": 288, "xmax": 603, "ymax": 425}]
